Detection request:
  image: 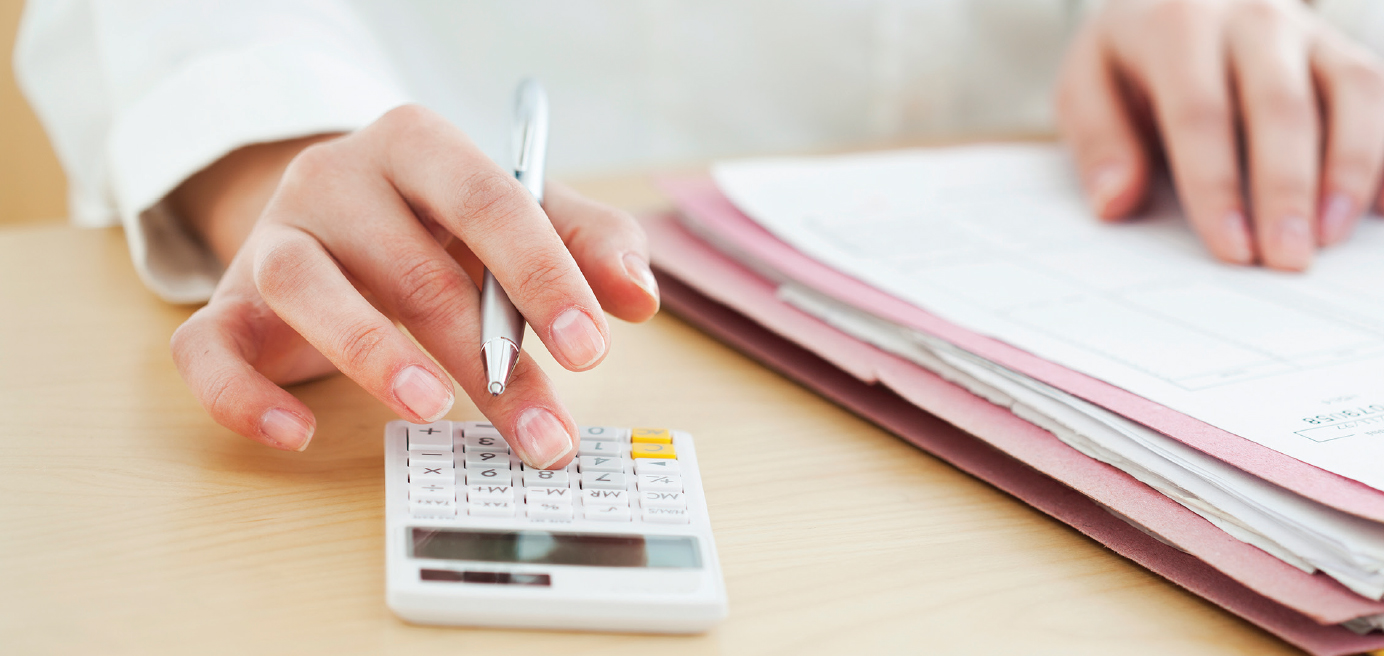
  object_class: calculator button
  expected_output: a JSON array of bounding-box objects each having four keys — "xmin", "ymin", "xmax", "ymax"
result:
[
  {"xmin": 522, "ymin": 469, "xmax": 570, "ymax": 487},
  {"xmin": 409, "ymin": 465, "xmax": 455, "ymax": 484},
  {"xmin": 528, "ymin": 502, "xmax": 575, "ymax": 521},
  {"xmin": 579, "ymin": 426, "xmax": 627, "ymax": 441},
  {"xmin": 634, "ymin": 458, "xmax": 681, "ymax": 475},
  {"xmin": 583, "ymin": 504, "xmax": 632, "ymax": 521},
  {"xmin": 578, "ymin": 439, "xmax": 624, "ymax": 457},
  {"xmin": 465, "ymin": 466, "xmax": 511, "ymax": 485},
  {"xmin": 466, "ymin": 460, "xmax": 511, "ymax": 474},
  {"xmin": 469, "ymin": 500, "xmax": 516, "ymax": 517},
  {"xmin": 630, "ymin": 443, "xmax": 675, "ymax": 459},
  {"xmin": 578, "ymin": 456, "xmax": 624, "ymax": 473},
  {"xmin": 637, "ymin": 474, "xmax": 683, "ymax": 493},
  {"xmin": 407, "ymin": 451, "xmax": 455, "ymax": 467},
  {"xmin": 463, "ymin": 424, "xmax": 501, "ymax": 438},
  {"xmin": 410, "ymin": 486, "xmax": 457, "ymax": 517},
  {"xmin": 630, "ymin": 428, "xmax": 672, "ymax": 444},
  {"xmin": 641, "ymin": 507, "xmax": 690, "ymax": 524},
  {"xmin": 464, "ymin": 450, "xmax": 508, "ymax": 466},
  {"xmin": 519, "ymin": 459, "xmax": 575, "ymax": 471},
  {"xmin": 581, "ymin": 471, "xmax": 627, "ymax": 490},
  {"xmin": 411, "ymin": 482, "xmax": 456, "ymax": 501},
  {"xmin": 409, "ymin": 497, "xmax": 458, "ymax": 518},
  {"xmin": 526, "ymin": 487, "xmax": 574, "ymax": 504},
  {"xmin": 466, "ymin": 484, "xmax": 514, "ymax": 502},
  {"xmin": 640, "ymin": 490, "xmax": 686, "ymax": 509},
  {"xmin": 583, "ymin": 488, "xmax": 630, "ymax": 506},
  {"xmin": 407, "ymin": 423, "xmax": 453, "ymax": 451},
  {"xmin": 463, "ymin": 435, "xmax": 509, "ymax": 453}
]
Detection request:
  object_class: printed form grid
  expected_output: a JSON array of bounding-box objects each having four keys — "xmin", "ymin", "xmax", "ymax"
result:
[{"xmin": 804, "ymin": 210, "xmax": 1384, "ymax": 392}]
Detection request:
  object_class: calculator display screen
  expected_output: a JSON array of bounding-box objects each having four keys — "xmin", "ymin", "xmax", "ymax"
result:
[{"xmin": 410, "ymin": 528, "xmax": 701, "ymax": 568}]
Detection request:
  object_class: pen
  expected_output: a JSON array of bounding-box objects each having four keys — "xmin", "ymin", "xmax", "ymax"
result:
[{"xmin": 480, "ymin": 79, "xmax": 548, "ymax": 396}]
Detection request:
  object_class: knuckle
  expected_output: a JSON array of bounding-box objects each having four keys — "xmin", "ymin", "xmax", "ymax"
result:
[
  {"xmin": 335, "ymin": 320, "xmax": 392, "ymax": 373},
  {"xmin": 511, "ymin": 254, "xmax": 573, "ymax": 305},
  {"xmin": 1167, "ymin": 97, "xmax": 1231, "ymax": 135},
  {"xmin": 376, "ymin": 104, "xmax": 437, "ymax": 135},
  {"xmin": 1342, "ymin": 60, "xmax": 1384, "ymax": 100},
  {"xmin": 581, "ymin": 205, "xmax": 640, "ymax": 236},
  {"xmin": 168, "ymin": 316, "xmax": 205, "ymax": 371},
  {"xmin": 1328, "ymin": 148, "xmax": 1376, "ymax": 186},
  {"xmin": 1147, "ymin": 0, "xmax": 1203, "ymax": 32},
  {"xmin": 200, "ymin": 365, "xmax": 242, "ymax": 421},
  {"xmin": 1255, "ymin": 169, "xmax": 1314, "ymax": 201},
  {"xmin": 393, "ymin": 255, "xmax": 470, "ymax": 324},
  {"xmin": 457, "ymin": 169, "xmax": 525, "ymax": 225},
  {"xmin": 1255, "ymin": 87, "xmax": 1314, "ymax": 127},
  {"xmin": 1186, "ymin": 169, "xmax": 1241, "ymax": 199},
  {"xmin": 252, "ymin": 235, "xmax": 315, "ymax": 301},
  {"xmin": 567, "ymin": 206, "xmax": 645, "ymax": 256},
  {"xmin": 282, "ymin": 141, "xmax": 342, "ymax": 187},
  {"xmin": 1232, "ymin": 0, "xmax": 1287, "ymax": 27}
]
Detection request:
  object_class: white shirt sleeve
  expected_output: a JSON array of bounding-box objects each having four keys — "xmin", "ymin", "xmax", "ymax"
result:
[
  {"xmin": 1317, "ymin": 0, "xmax": 1384, "ymax": 57},
  {"xmin": 14, "ymin": 0, "xmax": 413, "ymax": 303}
]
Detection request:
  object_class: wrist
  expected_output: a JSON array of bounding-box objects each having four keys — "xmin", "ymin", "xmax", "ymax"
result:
[{"xmin": 170, "ymin": 133, "xmax": 342, "ymax": 265}]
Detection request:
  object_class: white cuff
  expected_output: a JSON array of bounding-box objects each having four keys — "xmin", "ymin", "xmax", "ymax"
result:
[
  {"xmin": 1316, "ymin": 0, "xmax": 1384, "ymax": 57},
  {"xmin": 108, "ymin": 40, "xmax": 412, "ymax": 304}
]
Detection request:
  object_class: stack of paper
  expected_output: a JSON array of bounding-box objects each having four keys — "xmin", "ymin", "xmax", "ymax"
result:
[{"xmin": 648, "ymin": 144, "xmax": 1384, "ymax": 655}]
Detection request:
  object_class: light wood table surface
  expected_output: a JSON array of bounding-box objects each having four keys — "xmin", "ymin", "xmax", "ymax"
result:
[{"xmin": 0, "ymin": 173, "xmax": 1301, "ymax": 655}]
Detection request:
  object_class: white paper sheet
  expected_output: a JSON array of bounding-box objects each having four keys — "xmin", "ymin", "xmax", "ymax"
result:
[
  {"xmin": 779, "ymin": 282, "xmax": 1384, "ymax": 601},
  {"xmin": 713, "ymin": 144, "xmax": 1384, "ymax": 491}
]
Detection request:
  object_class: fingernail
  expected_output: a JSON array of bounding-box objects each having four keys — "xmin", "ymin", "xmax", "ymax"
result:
[
  {"xmin": 1221, "ymin": 211, "xmax": 1254, "ymax": 264},
  {"xmin": 1272, "ymin": 215, "xmax": 1314, "ymax": 271},
  {"xmin": 1319, "ymin": 192, "xmax": 1355, "ymax": 246},
  {"xmin": 1087, "ymin": 163, "xmax": 1126, "ymax": 218},
  {"xmin": 549, "ymin": 308, "xmax": 606, "ymax": 369},
  {"xmin": 513, "ymin": 407, "xmax": 575, "ymax": 469},
  {"xmin": 260, "ymin": 408, "xmax": 314, "ymax": 451},
  {"xmin": 622, "ymin": 252, "xmax": 660, "ymax": 303},
  {"xmin": 392, "ymin": 365, "xmax": 454, "ymax": 422}
]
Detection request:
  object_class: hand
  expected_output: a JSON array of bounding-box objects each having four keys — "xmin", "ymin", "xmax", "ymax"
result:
[
  {"xmin": 168, "ymin": 105, "xmax": 660, "ymax": 467},
  {"xmin": 1056, "ymin": 0, "xmax": 1384, "ymax": 270}
]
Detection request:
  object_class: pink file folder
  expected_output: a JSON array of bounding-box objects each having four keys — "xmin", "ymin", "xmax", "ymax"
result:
[
  {"xmin": 658, "ymin": 176, "xmax": 1384, "ymax": 524},
  {"xmin": 644, "ymin": 211, "xmax": 1384, "ymax": 656}
]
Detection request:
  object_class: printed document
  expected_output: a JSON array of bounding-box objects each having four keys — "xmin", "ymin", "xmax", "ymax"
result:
[{"xmin": 713, "ymin": 144, "xmax": 1384, "ymax": 491}]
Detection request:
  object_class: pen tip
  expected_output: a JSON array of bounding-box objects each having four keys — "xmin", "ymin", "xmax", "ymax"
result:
[{"xmin": 489, "ymin": 381, "xmax": 505, "ymax": 396}]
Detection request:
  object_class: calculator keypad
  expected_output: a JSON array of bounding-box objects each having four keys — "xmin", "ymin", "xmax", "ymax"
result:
[{"xmin": 402, "ymin": 423, "xmax": 690, "ymax": 525}]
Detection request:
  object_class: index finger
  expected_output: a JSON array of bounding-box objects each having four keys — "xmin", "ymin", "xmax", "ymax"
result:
[
  {"xmin": 369, "ymin": 106, "xmax": 611, "ymax": 373},
  {"xmin": 1229, "ymin": 9, "xmax": 1319, "ymax": 271},
  {"xmin": 1129, "ymin": 12, "xmax": 1255, "ymax": 265}
]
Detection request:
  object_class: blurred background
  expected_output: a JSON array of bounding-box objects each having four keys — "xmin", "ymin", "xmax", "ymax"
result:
[{"xmin": 1, "ymin": 0, "xmax": 65, "ymax": 227}]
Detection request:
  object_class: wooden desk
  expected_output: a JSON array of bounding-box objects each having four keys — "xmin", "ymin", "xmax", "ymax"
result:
[{"xmin": 0, "ymin": 175, "xmax": 1298, "ymax": 655}]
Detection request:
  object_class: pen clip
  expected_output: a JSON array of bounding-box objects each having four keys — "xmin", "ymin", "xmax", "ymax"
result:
[
  {"xmin": 515, "ymin": 121, "xmax": 536, "ymax": 174},
  {"xmin": 512, "ymin": 79, "xmax": 548, "ymax": 179}
]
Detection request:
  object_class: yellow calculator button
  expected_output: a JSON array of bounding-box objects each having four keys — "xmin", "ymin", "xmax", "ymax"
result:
[
  {"xmin": 631, "ymin": 442, "xmax": 676, "ymax": 459},
  {"xmin": 631, "ymin": 428, "xmax": 673, "ymax": 444}
]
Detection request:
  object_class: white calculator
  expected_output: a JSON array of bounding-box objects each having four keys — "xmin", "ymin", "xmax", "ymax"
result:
[{"xmin": 383, "ymin": 420, "xmax": 727, "ymax": 633}]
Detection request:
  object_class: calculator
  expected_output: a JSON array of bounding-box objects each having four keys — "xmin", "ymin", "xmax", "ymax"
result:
[{"xmin": 383, "ymin": 420, "xmax": 728, "ymax": 633}]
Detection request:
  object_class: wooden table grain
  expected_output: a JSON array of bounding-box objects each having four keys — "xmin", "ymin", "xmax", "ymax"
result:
[{"xmin": 0, "ymin": 173, "xmax": 1301, "ymax": 655}]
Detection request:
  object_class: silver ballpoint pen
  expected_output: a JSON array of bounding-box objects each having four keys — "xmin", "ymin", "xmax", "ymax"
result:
[{"xmin": 480, "ymin": 79, "xmax": 548, "ymax": 396}]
